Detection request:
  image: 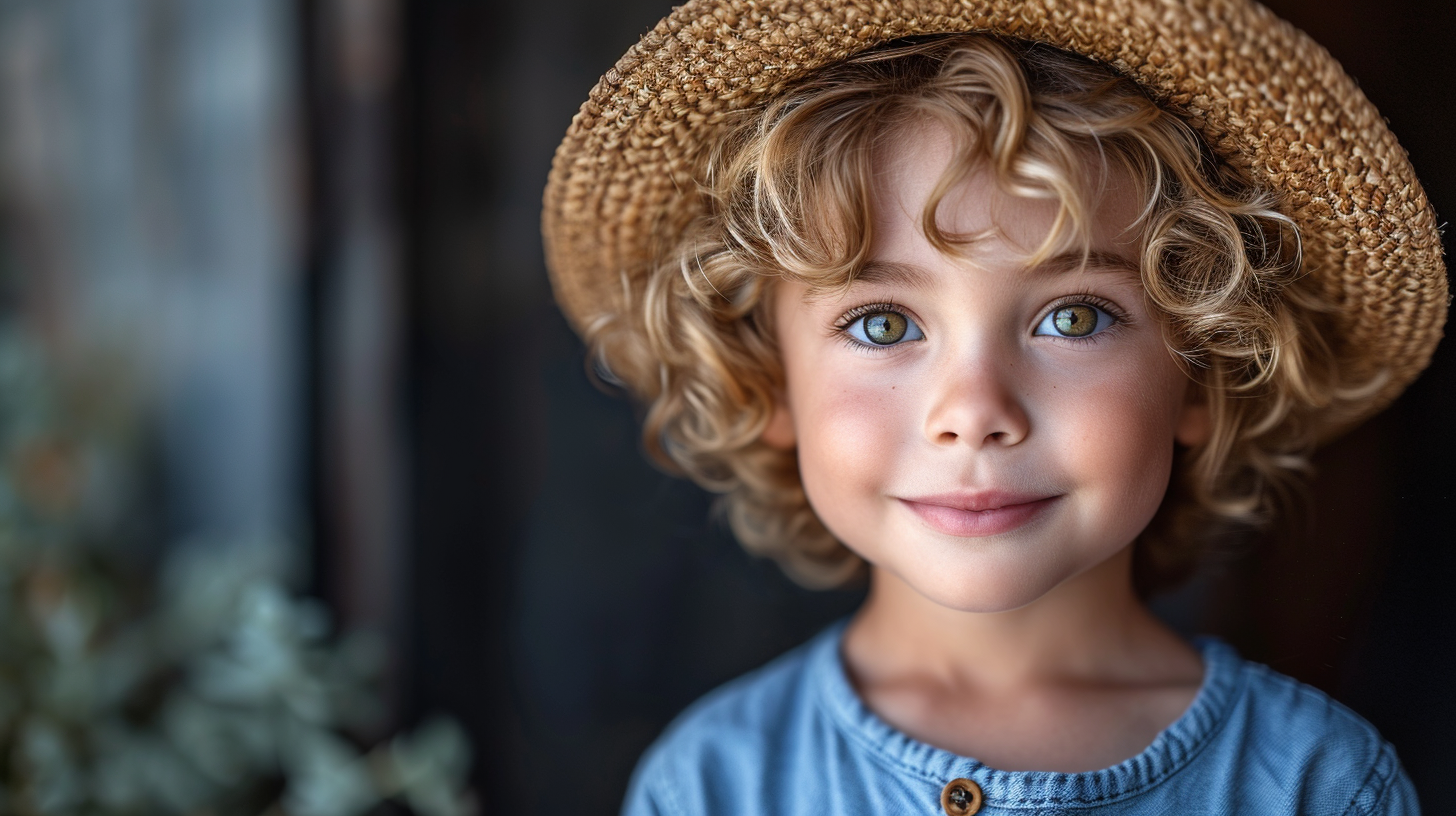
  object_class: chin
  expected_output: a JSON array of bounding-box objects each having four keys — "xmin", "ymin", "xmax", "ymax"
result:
[{"xmin": 901, "ymin": 566, "xmax": 1075, "ymax": 615}]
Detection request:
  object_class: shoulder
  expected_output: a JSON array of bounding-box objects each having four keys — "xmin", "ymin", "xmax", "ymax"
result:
[
  {"xmin": 621, "ymin": 628, "xmax": 836, "ymax": 816},
  {"xmin": 1203, "ymin": 644, "xmax": 1419, "ymax": 815}
]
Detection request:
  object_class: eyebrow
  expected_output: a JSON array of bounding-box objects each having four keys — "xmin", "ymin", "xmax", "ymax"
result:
[
  {"xmin": 848, "ymin": 251, "xmax": 1140, "ymax": 290},
  {"xmin": 851, "ymin": 260, "xmax": 935, "ymax": 290}
]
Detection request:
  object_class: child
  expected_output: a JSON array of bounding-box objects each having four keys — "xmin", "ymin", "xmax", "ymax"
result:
[{"xmin": 541, "ymin": 1, "xmax": 1445, "ymax": 813}]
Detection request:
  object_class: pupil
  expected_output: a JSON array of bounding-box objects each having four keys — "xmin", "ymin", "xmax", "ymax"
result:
[
  {"xmin": 1053, "ymin": 305, "xmax": 1095, "ymax": 337},
  {"xmin": 865, "ymin": 313, "xmax": 907, "ymax": 344}
]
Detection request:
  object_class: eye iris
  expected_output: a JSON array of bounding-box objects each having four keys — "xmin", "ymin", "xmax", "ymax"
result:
[
  {"xmin": 1053, "ymin": 305, "xmax": 1097, "ymax": 337},
  {"xmin": 864, "ymin": 313, "xmax": 907, "ymax": 345}
]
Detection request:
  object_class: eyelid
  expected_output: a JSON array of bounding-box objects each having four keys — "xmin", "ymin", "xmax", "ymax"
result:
[
  {"xmin": 834, "ymin": 302, "xmax": 922, "ymax": 330},
  {"xmin": 1040, "ymin": 293, "xmax": 1128, "ymax": 321}
]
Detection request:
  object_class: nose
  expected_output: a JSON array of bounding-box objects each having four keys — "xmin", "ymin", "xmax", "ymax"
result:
[{"xmin": 922, "ymin": 352, "xmax": 1031, "ymax": 448}]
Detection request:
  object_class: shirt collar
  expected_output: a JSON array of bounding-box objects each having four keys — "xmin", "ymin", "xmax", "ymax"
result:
[{"xmin": 809, "ymin": 619, "xmax": 1245, "ymax": 808}]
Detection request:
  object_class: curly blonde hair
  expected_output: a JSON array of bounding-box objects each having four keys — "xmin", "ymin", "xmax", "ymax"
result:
[{"xmin": 585, "ymin": 34, "xmax": 1373, "ymax": 595}]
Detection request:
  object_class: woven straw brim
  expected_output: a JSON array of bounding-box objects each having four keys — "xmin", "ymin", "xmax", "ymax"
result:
[{"xmin": 542, "ymin": 0, "xmax": 1447, "ymax": 438}]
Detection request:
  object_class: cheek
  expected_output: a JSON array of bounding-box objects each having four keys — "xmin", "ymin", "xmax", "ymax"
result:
[
  {"xmin": 1052, "ymin": 362, "xmax": 1185, "ymax": 522},
  {"xmin": 789, "ymin": 360, "xmax": 916, "ymax": 530}
]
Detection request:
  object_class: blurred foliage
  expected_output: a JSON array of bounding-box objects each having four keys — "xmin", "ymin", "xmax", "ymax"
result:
[{"xmin": 0, "ymin": 327, "xmax": 475, "ymax": 815}]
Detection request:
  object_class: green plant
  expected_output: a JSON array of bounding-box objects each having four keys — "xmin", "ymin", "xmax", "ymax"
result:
[{"xmin": 0, "ymin": 330, "xmax": 475, "ymax": 816}]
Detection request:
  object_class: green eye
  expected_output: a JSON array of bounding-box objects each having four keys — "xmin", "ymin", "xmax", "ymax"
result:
[
  {"xmin": 864, "ymin": 313, "xmax": 908, "ymax": 344},
  {"xmin": 845, "ymin": 309, "xmax": 924, "ymax": 347},
  {"xmin": 1052, "ymin": 305, "xmax": 1098, "ymax": 337},
  {"xmin": 1035, "ymin": 302, "xmax": 1115, "ymax": 339}
]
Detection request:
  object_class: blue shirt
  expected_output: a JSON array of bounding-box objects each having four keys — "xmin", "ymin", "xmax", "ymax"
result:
[{"xmin": 623, "ymin": 622, "xmax": 1418, "ymax": 815}]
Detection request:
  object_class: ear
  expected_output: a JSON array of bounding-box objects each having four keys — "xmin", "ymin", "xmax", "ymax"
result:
[
  {"xmin": 760, "ymin": 395, "xmax": 796, "ymax": 449},
  {"xmin": 1174, "ymin": 380, "xmax": 1212, "ymax": 447}
]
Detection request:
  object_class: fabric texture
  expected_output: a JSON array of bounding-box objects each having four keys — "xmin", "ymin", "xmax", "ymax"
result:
[{"xmin": 622, "ymin": 621, "xmax": 1419, "ymax": 815}]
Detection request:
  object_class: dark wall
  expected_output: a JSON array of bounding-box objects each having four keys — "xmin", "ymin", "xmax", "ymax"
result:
[
  {"xmin": 395, "ymin": 4, "xmax": 865, "ymax": 813},
  {"xmin": 394, "ymin": 1, "xmax": 1455, "ymax": 812}
]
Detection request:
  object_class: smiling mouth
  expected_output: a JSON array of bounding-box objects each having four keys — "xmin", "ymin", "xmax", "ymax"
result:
[{"xmin": 898, "ymin": 493, "xmax": 1061, "ymax": 538}]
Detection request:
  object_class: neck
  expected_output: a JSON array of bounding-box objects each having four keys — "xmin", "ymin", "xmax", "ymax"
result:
[{"xmin": 843, "ymin": 545, "xmax": 1189, "ymax": 693}]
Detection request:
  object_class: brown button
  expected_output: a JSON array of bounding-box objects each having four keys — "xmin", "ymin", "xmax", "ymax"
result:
[{"xmin": 940, "ymin": 778, "xmax": 983, "ymax": 816}]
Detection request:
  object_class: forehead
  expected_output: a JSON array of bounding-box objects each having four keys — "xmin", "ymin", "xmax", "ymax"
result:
[{"xmin": 869, "ymin": 119, "xmax": 1147, "ymax": 266}]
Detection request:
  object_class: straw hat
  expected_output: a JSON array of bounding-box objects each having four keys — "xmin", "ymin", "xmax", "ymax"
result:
[{"xmin": 541, "ymin": 0, "xmax": 1447, "ymax": 434}]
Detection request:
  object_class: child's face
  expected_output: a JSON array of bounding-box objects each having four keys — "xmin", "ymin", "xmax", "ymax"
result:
[{"xmin": 767, "ymin": 122, "xmax": 1209, "ymax": 613}]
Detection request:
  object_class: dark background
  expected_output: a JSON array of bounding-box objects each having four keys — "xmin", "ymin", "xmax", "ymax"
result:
[{"xmin": 302, "ymin": 1, "xmax": 1456, "ymax": 813}]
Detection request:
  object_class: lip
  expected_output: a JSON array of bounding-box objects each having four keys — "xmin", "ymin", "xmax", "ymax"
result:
[{"xmin": 899, "ymin": 491, "xmax": 1061, "ymax": 538}]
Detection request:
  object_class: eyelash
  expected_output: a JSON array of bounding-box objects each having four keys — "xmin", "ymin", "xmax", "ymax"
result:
[{"xmin": 832, "ymin": 294, "xmax": 1132, "ymax": 351}]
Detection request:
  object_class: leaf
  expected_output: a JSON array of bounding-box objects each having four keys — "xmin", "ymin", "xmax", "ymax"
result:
[
  {"xmin": 386, "ymin": 718, "xmax": 476, "ymax": 816},
  {"xmin": 280, "ymin": 725, "xmax": 381, "ymax": 816}
]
